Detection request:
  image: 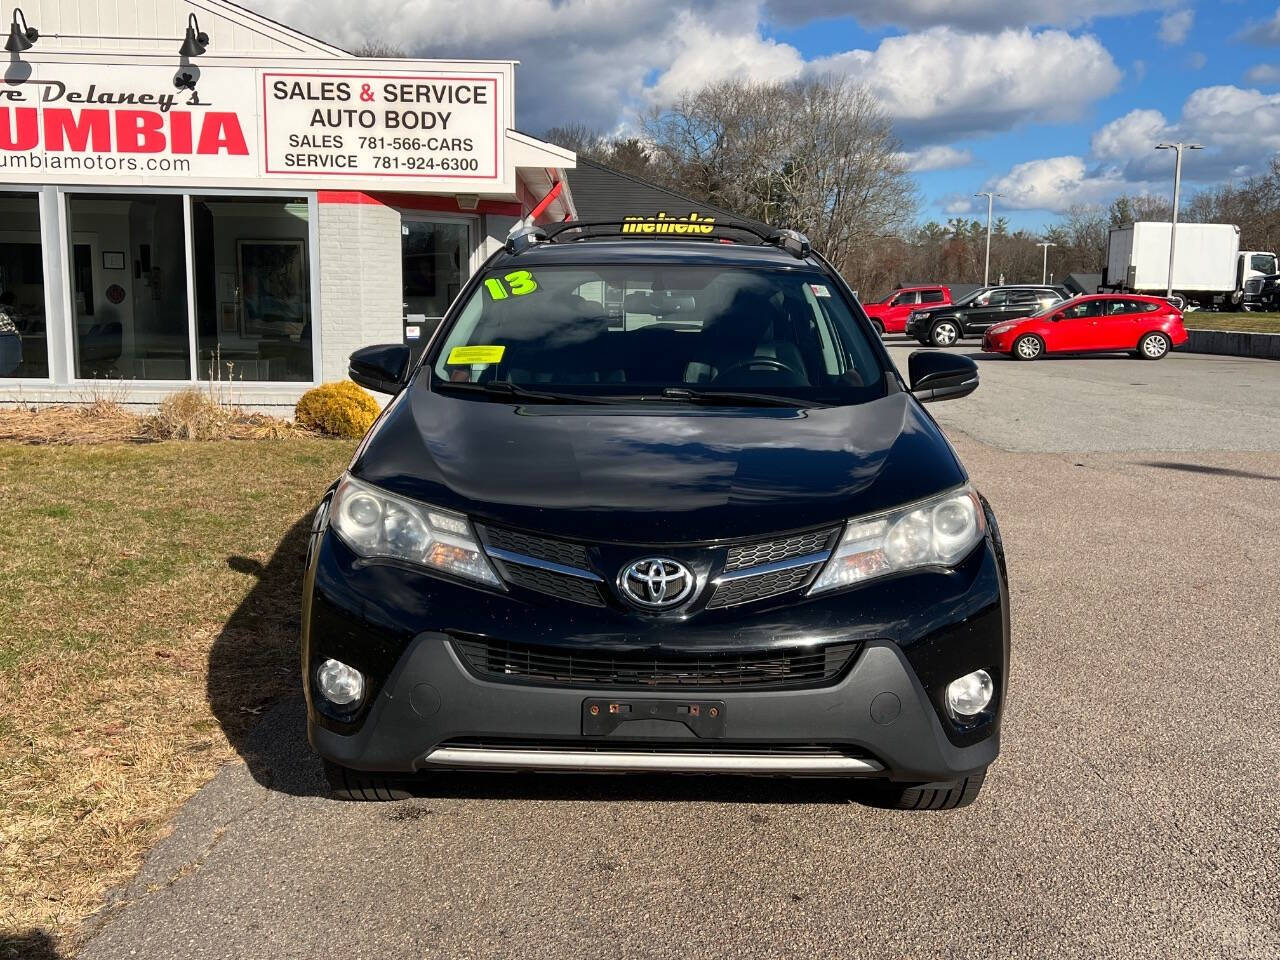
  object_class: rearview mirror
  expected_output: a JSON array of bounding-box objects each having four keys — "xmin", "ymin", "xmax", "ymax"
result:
[
  {"xmin": 908, "ymin": 351, "xmax": 979, "ymax": 404},
  {"xmin": 349, "ymin": 343, "xmax": 411, "ymax": 395}
]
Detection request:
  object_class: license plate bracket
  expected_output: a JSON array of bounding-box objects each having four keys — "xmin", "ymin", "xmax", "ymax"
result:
[{"xmin": 582, "ymin": 698, "xmax": 725, "ymax": 738}]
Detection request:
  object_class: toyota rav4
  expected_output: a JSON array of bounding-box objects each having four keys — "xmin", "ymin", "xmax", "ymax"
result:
[{"xmin": 302, "ymin": 221, "xmax": 1009, "ymax": 810}]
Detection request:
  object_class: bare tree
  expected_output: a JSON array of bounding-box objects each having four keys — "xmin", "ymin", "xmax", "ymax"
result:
[
  {"xmin": 352, "ymin": 41, "xmax": 406, "ymax": 58},
  {"xmin": 542, "ymin": 126, "xmax": 657, "ymax": 180},
  {"xmin": 640, "ymin": 76, "xmax": 918, "ymax": 290}
]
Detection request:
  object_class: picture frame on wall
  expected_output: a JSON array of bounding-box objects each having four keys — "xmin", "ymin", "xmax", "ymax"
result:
[
  {"xmin": 237, "ymin": 239, "xmax": 308, "ymax": 338},
  {"xmin": 102, "ymin": 251, "xmax": 126, "ymax": 270}
]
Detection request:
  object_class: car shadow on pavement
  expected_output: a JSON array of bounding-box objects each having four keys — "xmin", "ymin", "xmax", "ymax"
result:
[{"xmin": 207, "ymin": 513, "xmax": 325, "ymax": 798}]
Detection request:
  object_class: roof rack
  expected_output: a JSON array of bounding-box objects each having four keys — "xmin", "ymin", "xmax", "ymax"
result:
[{"xmin": 505, "ymin": 220, "xmax": 812, "ymax": 259}]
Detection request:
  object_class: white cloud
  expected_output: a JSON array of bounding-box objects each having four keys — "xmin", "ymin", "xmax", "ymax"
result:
[
  {"xmin": 978, "ymin": 156, "xmax": 1129, "ymax": 213},
  {"xmin": 895, "ymin": 145, "xmax": 975, "ymax": 172},
  {"xmin": 1238, "ymin": 6, "xmax": 1280, "ymax": 45},
  {"xmin": 647, "ymin": 15, "xmax": 804, "ymax": 103},
  {"xmin": 1245, "ymin": 63, "xmax": 1280, "ymax": 85},
  {"xmin": 972, "ymin": 84, "xmax": 1280, "ymax": 213},
  {"xmin": 765, "ymin": 0, "xmax": 1175, "ymax": 32},
  {"xmin": 1158, "ymin": 9, "xmax": 1193, "ymax": 45},
  {"xmin": 813, "ymin": 27, "xmax": 1123, "ymax": 142},
  {"xmin": 248, "ymin": 3, "xmax": 1124, "ymax": 150}
]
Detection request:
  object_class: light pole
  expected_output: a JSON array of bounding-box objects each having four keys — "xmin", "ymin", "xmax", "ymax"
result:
[
  {"xmin": 1036, "ymin": 241, "xmax": 1057, "ymax": 284},
  {"xmin": 974, "ymin": 192, "xmax": 1003, "ymax": 287},
  {"xmin": 1155, "ymin": 142, "xmax": 1203, "ymax": 299}
]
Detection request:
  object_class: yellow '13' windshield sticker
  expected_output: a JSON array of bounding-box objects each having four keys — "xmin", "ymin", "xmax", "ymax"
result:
[
  {"xmin": 484, "ymin": 270, "xmax": 538, "ymax": 301},
  {"xmin": 447, "ymin": 345, "xmax": 506, "ymax": 365}
]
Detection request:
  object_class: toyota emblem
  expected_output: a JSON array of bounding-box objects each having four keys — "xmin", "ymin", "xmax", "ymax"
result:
[{"xmin": 618, "ymin": 558, "xmax": 696, "ymax": 609}]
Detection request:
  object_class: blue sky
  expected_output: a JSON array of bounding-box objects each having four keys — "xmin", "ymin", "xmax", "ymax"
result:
[{"xmin": 264, "ymin": 0, "xmax": 1280, "ymax": 231}]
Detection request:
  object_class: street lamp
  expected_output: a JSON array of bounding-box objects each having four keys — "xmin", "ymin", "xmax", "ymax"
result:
[
  {"xmin": 974, "ymin": 192, "xmax": 1003, "ymax": 287},
  {"xmin": 1036, "ymin": 241, "xmax": 1057, "ymax": 285},
  {"xmin": 1155, "ymin": 142, "xmax": 1203, "ymax": 300}
]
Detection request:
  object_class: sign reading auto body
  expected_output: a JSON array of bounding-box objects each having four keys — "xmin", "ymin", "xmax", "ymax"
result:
[{"xmin": 0, "ymin": 59, "xmax": 508, "ymax": 192}]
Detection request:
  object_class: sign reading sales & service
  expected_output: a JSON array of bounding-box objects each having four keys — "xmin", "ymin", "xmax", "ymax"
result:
[{"xmin": 0, "ymin": 60, "xmax": 509, "ymax": 192}]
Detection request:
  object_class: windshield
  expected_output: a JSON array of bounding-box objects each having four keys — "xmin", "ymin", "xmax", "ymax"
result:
[
  {"xmin": 951, "ymin": 288, "xmax": 989, "ymax": 308},
  {"xmin": 1251, "ymin": 253, "xmax": 1277, "ymax": 275},
  {"xmin": 429, "ymin": 264, "xmax": 886, "ymax": 405},
  {"xmin": 1028, "ymin": 294, "xmax": 1081, "ymax": 317}
]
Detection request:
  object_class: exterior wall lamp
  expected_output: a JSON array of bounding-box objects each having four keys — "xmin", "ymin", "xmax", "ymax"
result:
[
  {"xmin": 5, "ymin": 7, "xmax": 38, "ymax": 52},
  {"xmin": 179, "ymin": 14, "xmax": 208, "ymax": 57}
]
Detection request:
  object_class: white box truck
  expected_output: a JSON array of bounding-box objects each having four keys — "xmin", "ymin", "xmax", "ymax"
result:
[{"xmin": 1104, "ymin": 222, "xmax": 1277, "ymax": 309}]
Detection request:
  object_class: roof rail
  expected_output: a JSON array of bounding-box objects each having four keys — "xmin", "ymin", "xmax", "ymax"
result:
[
  {"xmin": 525, "ymin": 219, "xmax": 812, "ymax": 258},
  {"xmin": 542, "ymin": 219, "xmax": 772, "ymax": 243}
]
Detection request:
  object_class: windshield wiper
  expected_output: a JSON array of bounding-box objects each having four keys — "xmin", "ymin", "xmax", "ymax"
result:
[
  {"xmin": 434, "ymin": 380, "xmax": 620, "ymax": 405},
  {"xmin": 654, "ymin": 387, "xmax": 814, "ymax": 408}
]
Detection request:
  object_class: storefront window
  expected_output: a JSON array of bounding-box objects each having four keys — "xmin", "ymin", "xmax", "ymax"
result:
[
  {"xmin": 0, "ymin": 193, "xmax": 49, "ymax": 378},
  {"xmin": 66, "ymin": 194, "xmax": 191, "ymax": 380},
  {"xmin": 193, "ymin": 197, "xmax": 312, "ymax": 382},
  {"xmin": 403, "ymin": 218, "xmax": 470, "ymax": 323}
]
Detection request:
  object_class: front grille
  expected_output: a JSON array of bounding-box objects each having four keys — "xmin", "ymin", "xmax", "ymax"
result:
[
  {"xmin": 707, "ymin": 563, "xmax": 821, "ymax": 609},
  {"xmin": 725, "ymin": 528, "xmax": 836, "ymax": 571},
  {"xmin": 453, "ymin": 638, "xmax": 860, "ymax": 689},
  {"xmin": 500, "ymin": 563, "xmax": 605, "ymax": 607},
  {"xmin": 480, "ymin": 525, "xmax": 591, "ymax": 570}
]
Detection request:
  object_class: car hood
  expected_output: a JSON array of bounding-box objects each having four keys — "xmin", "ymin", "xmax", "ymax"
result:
[{"xmin": 350, "ymin": 384, "xmax": 966, "ymax": 544}]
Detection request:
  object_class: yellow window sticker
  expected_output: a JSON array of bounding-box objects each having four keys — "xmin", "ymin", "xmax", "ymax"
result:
[{"xmin": 447, "ymin": 345, "xmax": 506, "ymax": 365}]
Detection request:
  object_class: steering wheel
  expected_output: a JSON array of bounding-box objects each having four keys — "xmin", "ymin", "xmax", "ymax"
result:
[{"xmin": 713, "ymin": 357, "xmax": 801, "ymax": 381}]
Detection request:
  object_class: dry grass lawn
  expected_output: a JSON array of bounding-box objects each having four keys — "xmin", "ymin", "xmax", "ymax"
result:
[
  {"xmin": 1183, "ymin": 311, "xmax": 1280, "ymax": 334},
  {"xmin": 0, "ymin": 437, "xmax": 355, "ymax": 955}
]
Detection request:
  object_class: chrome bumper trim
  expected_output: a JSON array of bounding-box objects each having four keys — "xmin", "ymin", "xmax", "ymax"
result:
[{"xmin": 422, "ymin": 746, "xmax": 882, "ymax": 775}]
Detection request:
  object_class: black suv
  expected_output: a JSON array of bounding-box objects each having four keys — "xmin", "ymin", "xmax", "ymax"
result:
[
  {"xmin": 906, "ymin": 285, "xmax": 1067, "ymax": 346},
  {"xmin": 303, "ymin": 222, "xmax": 1009, "ymax": 810}
]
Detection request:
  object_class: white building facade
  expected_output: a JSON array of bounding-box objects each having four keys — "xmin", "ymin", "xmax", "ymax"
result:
[{"xmin": 0, "ymin": 0, "xmax": 575, "ymax": 406}]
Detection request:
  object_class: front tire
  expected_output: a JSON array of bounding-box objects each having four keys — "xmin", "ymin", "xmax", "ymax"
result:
[
  {"xmin": 1138, "ymin": 331, "xmax": 1170, "ymax": 360},
  {"xmin": 929, "ymin": 319, "xmax": 960, "ymax": 347},
  {"xmin": 857, "ymin": 769, "xmax": 987, "ymax": 811},
  {"xmin": 324, "ymin": 760, "xmax": 413, "ymax": 801},
  {"xmin": 1012, "ymin": 334, "xmax": 1043, "ymax": 360}
]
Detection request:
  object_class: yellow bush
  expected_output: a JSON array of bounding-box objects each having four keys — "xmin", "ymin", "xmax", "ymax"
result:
[{"xmin": 295, "ymin": 380, "xmax": 380, "ymax": 438}]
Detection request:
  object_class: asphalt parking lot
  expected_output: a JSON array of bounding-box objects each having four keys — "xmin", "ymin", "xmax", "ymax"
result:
[{"xmin": 79, "ymin": 344, "xmax": 1280, "ymax": 960}]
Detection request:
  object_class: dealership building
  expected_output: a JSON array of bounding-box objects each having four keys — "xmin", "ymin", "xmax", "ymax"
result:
[{"xmin": 0, "ymin": 0, "xmax": 576, "ymax": 407}]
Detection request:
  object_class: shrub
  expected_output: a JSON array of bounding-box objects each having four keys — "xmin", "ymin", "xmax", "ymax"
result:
[
  {"xmin": 295, "ymin": 380, "xmax": 380, "ymax": 438},
  {"xmin": 139, "ymin": 388, "xmax": 292, "ymax": 441},
  {"xmin": 140, "ymin": 388, "xmax": 236, "ymax": 441}
]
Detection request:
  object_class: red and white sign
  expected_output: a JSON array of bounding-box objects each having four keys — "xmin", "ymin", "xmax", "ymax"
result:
[{"xmin": 0, "ymin": 60, "xmax": 508, "ymax": 192}]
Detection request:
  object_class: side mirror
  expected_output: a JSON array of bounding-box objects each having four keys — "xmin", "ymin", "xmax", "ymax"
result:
[
  {"xmin": 349, "ymin": 343, "xmax": 411, "ymax": 395},
  {"xmin": 1050, "ymin": 312, "xmax": 1064, "ymax": 322},
  {"xmin": 908, "ymin": 351, "xmax": 979, "ymax": 404}
]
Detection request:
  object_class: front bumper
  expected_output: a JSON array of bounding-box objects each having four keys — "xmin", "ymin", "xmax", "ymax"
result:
[
  {"xmin": 309, "ymin": 635, "xmax": 998, "ymax": 781},
  {"xmin": 302, "ymin": 518, "xmax": 1009, "ymax": 784}
]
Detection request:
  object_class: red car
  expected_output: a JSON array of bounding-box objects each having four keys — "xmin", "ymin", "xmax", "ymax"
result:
[
  {"xmin": 982, "ymin": 293, "xmax": 1188, "ymax": 361},
  {"xmin": 864, "ymin": 285, "xmax": 950, "ymax": 335}
]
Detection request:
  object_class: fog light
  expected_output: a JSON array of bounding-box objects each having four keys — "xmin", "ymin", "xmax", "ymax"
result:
[
  {"xmin": 946, "ymin": 669, "xmax": 993, "ymax": 717},
  {"xmin": 316, "ymin": 658, "xmax": 364, "ymax": 706}
]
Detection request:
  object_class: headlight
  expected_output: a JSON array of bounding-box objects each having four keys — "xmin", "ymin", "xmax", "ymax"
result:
[
  {"xmin": 809, "ymin": 487, "xmax": 985, "ymax": 594},
  {"xmin": 330, "ymin": 474, "xmax": 501, "ymax": 588}
]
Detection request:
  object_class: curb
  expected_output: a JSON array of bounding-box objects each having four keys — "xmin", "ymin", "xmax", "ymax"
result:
[{"xmin": 1184, "ymin": 329, "xmax": 1280, "ymax": 360}]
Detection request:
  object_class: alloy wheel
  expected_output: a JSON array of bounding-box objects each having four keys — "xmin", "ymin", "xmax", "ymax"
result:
[
  {"xmin": 931, "ymin": 321, "xmax": 959, "ymax": 346},
  {"xmin": 1014, "ymin": 335, "xmax": 1042, "ymax": 360},
  {"xmin": 1141, "ymin": 333, "xmax": 1169, "ymax": 359}
]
